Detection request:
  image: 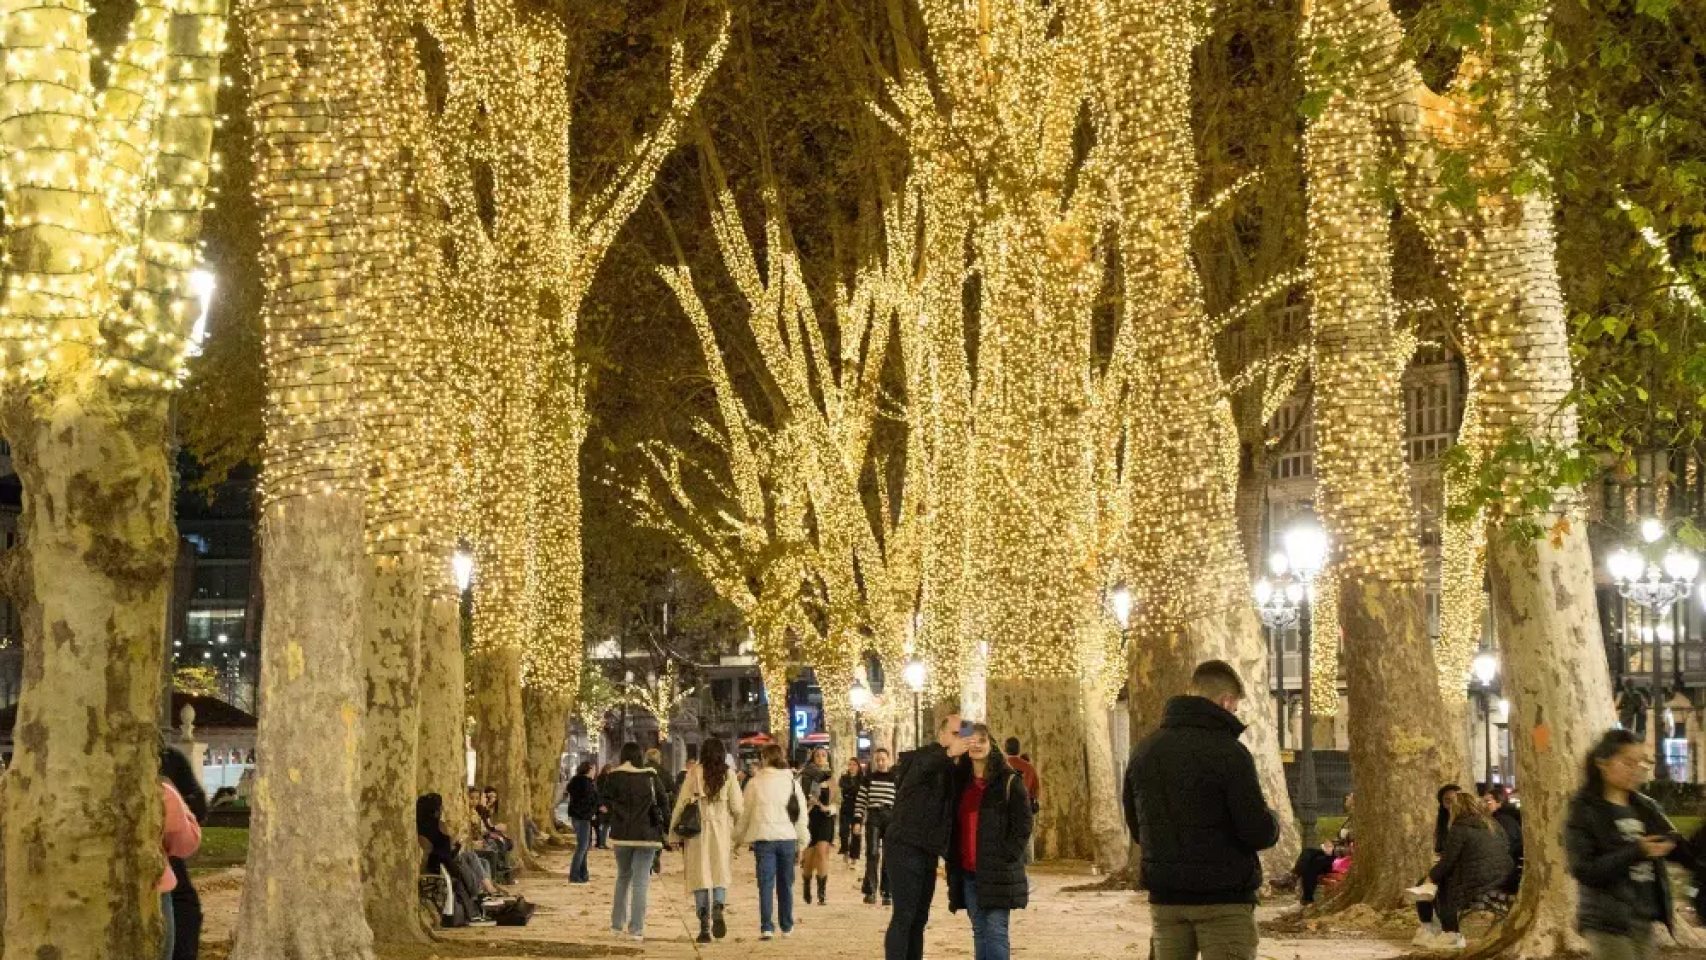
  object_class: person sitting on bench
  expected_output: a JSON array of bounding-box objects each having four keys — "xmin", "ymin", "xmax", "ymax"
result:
[{"xmin": 417, "ymin": 793, "xmax": 501, "ymax": 926}]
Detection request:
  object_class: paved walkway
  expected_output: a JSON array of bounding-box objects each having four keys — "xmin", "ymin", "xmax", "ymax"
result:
[{"xmin": 200, "ymin": 846, "xmax": 1412, "ymax": 959}]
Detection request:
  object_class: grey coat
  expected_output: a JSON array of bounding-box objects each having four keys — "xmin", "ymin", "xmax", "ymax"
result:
[{"xmin": 1429, "ymin": 819, "xmax": 1513, "ymax": 919}]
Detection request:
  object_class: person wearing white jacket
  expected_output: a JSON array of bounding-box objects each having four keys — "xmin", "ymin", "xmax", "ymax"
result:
[{"xmin": 736, "ymin": 743, "xmax": 812, "ymax": 939}]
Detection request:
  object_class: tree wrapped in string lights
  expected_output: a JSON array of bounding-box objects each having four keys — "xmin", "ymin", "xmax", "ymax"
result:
[
  {"xmin": 0, "ymin": 0, "xmax": 224, "ymax": 952},
  {"xmin": 419, "ymin": 0, "xmax": 726, "ymax": 848}
]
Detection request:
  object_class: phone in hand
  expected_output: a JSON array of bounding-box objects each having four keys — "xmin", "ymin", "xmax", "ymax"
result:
[{"xmin": 958, "ymin": 720, "xmax": 975, "ymax": 738}]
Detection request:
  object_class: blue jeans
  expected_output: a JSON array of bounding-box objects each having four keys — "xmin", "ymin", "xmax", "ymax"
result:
[
  {"xmin": 962, "ymin": 877, "xmax": 1011, "ymax": 960},
  {"xmin": 694, "ymin": 886, "xmax": 727, "ymax": 915},
  {"xmin": 569, "ymin": 818, "xmax": 593, "ymax": 882},
  {"xmin": 753, "ymin": 840, "xmax": 798, "ymax": 934},
  {"xmin": 161, "ymin": 892, "xmax": 175, "ymax": 960},
  {"xmin": 611, "ymin": 846, "xmax": 658, "ymax": 935}
]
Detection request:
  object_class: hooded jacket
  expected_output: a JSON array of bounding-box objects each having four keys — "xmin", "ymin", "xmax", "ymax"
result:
[{"xmin": 1124, "ymin": 696, "xmax": 1280, "ymax": 905}]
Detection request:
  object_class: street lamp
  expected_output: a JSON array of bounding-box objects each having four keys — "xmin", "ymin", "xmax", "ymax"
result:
[
  {"xmin": 186, "ymin": 268, "xmax": 216, "ymax": 357},
  {"xmin": 1608, "ymin": 520, "xmax": 1697, "ymax": 781},
  {"xmin": 1252, "ymin": 517, "xmax": 1328, "ymax": 849},
  {"xmin": 1472, "ymin": 652, "xmax": 1500, "ymax": 785},
  {"xmin": 452, "ymin": 550, "xmax": 475, "ymax": 593},
  {"xmin": 903, "ymin": 658, "xmax": 927, "ymax": 747},
  {"xmin": 1110, "ymin": 584, "xmax": 1134, "ymax": 650}
]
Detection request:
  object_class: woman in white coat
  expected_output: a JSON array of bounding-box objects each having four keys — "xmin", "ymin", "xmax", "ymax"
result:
[
  {"xmin": 671, "ymin": 737, "xmax": 744, "ymax": 944},
  {"xmin": 736, "ymin": 742, "xmax": 812, "ymax": 940}
]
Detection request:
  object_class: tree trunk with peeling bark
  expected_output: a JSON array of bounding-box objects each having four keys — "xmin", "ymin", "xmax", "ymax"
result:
[
  {"xmin": 1, "ymin": 388, "xmax": 176, "ymax": 960},
  {"xmin": 417, "ymin": 593, "xmax": 471, "ymax": 829},
  {"xmin": 470, "ymin": 646, "xmax": 533, "ymax": 860},
  {"xmin": 358, "ymin": 554, "xmax": 427, "ymax": 942},
  {"xmin": 524, "ymin": 687, "xmax": 571, "ymax": 838},
  {"xmin": 1301, "ymin": 2, "xmax": 1455, "ymax": 906},
  {"xmin": 989, "ymin": 677, "xmax": 1097, "ymax": 861}
]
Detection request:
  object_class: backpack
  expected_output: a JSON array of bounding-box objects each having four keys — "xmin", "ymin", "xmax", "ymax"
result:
[{"xmin": 489, "ymin": 896, "xmax": 535, "ymax": 927}]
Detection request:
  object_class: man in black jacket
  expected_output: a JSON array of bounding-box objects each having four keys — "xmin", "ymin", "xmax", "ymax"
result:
[
  {"xmin": 1125, "ymin": 661, "xmax": 1279, "ymax": 960},
  {"xmin": 884, "ymin": 713, "xmax": 970, "ymax": 960}
]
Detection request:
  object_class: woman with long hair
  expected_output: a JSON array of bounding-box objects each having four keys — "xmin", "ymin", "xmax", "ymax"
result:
[
  {"xmin": 1415, "ymin": 791, "xmax": 1512, "ymax": 949},
  {"xmin": 1567, "ymin": 728, "xmax": 1695, "ymax": 959},
  {"xmin": 945, "ymin": 723, "xmax": 1032, "ymax": 960},
  {"xmin": 838, "ymin": 757, "xmax": 863, "ymax": 864},
  {"xmin": 566, "ymin": 760, "xmax": 600, "ymax": 884},
  {"xmin": 802, "ymin": 780, "xmax": 837, "ymax": 904},
  {"xmin": 736, "ymin": 742, "xmax": 810, "ymax": 939},
  {"xmin": 671, "ymin": 736, "xmax": 744, "ymax": 943},
  {"xmin": 605, "ymin": 742, "xmax": 669, "ymax": 941}
]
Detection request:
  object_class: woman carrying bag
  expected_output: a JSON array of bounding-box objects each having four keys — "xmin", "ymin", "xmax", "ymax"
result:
[{"xmin": 671, "ymin": 736, "xmax": 745, "ymax": 943}]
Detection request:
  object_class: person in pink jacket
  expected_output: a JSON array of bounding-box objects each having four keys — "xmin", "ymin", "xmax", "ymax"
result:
[{"xmin": 160, "ymin": 780, "xmax": 202, "ymax": 958}]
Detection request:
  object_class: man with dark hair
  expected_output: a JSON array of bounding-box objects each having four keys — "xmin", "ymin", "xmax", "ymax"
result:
[
  {"xmin": 1125, "ymin": 660, "xmax": 1278, "ymax": 960},
  {"xmin": 883, "ymin": 714, "xmax": 970, "ymax": 960}
]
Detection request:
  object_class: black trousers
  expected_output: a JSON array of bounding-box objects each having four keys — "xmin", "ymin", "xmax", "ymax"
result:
[
  {"xmin": 838, "ymin": 806, "xmax": 857, "ymax": 853},
  {"xmin": 1294, "ymin": 848, "xmax": 1334, "ymax": 905},
  {"xmin": 169, "ymin": 858, "xmax": 201, "ymax": 960},
  {"xmin": 862, "ymin": 809, "xmax": 890, "ymax": 898},
  {"xmin": 883, "ymin": 842, "xmax": 937, "ymax": 960}
]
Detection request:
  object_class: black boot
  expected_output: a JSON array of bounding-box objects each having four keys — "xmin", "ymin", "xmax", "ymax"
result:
[
  {"xmin": 712, "ymin": 902, "xmax": 728, "ymax": 939},
  {"xmin": 817, "ymin": 876, "xmax": 827, "ymax": 905},
  {"xmin": 697, "ymin": 907, "xmax": 712, "ymax": 944},
  {"xmin": 804, "ymin": 876, "xmax": 814, "ymax": 904}
]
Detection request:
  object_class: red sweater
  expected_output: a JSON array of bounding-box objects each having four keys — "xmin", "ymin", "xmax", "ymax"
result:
[{"xmin": 957, "ymin": 776, "xmax": 988, "ymax": 872}]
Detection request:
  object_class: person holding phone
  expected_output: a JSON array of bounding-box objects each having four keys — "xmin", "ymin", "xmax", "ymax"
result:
[
  {"xmin": 883, "ymin": 713, "xmax": 972, "ymax": 960},
  {"xmin": 1567, "ymin": 728, "xmax": 1698, "ymax": 959}
]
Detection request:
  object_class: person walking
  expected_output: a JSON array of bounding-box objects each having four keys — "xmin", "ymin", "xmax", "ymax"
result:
[
  {"xmin": 856, "ymin": 747, "xmax": 897, "ymax": 905},
  {"xmin": 736, "ymin": 743, "xmax": 811, "ymax": 940},
  {"xmin": 946, "ymin": 724, "xmax": 1032, "ymax": 960},
  {"xmin": 1002, "ymin": 738, "xmax": 1041, "ymax": 876},
  {"xmin": 645, "ymin": 747, "xmax": 674, "ymax": 876},
  {"xmin": 594, "ymin": 763, "xmax": 615, "ymax": 849},
  {"xmin": 672, "ymin": 736, "xmax": 744, "ymax": 943},
  {"xmin": 1417, "ymin": 792, "xmax": 1513, "ymax": 950},
  {"xmin": 604, "ymin": 742, "xmax": 669, "ymax": 942},
  {"xmin": 885, "ymin": 715, "xmax": 972, "ymax": 960},
  {"xmin": 565, "ymin": 760, "xmax": 600, "ymax": 884},
  {"xmin": 838, "ymin": 757, "xmax": 863, "ymax": 863},
  {"xmin": 1567, "ymin": 728, "xmax": 1698, "ymax": 960},
  {"xmin": 803, "ymin": 781, "xmax": 837, "ymax": 904},
  {"xmin": 1123, "ymin": 661, "xmax": 1280, "ymax": 960}
]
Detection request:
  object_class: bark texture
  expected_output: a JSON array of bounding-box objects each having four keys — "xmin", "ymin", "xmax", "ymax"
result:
[
  {"xmin": 1, "ymin": 388, "xmax": 175, "ymax": 960},
  {"xmin": 417, "ymin": 593, "xmax": 470, "ymax": 828},
  {"xmin": 470, "ymin": 645, "xmax": 532, "ymax": 855},
  {"xmin": 232, "ymin": 496, "xmax": 375, "ymax": 959},
  {"xmin": 1302, "ymin": 0, "xmax": 1454, "ymax": 908},
  {"xmin": 524, "ymin": 687, "xmax": 571, "ymax": 837},
  {"xmin": 989, "ymin": 677, "xmax": 1095, "ymax": 861},
  {"xmin": 357, "ymin": 555, "xmax": 427, "ymax": 942}
]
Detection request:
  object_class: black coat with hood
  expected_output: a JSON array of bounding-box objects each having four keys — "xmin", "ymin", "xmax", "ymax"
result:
[
  {"xmin": 1123, "ymin": 696, "xmax": 1280, "ymax": 905},
  {"xmin": 604, "ymin": 763, "xmax": 667, "ymax": 847},
  {"xmin": 945, "ymin": 750, "xmax": 1034, "ymax": 914}
]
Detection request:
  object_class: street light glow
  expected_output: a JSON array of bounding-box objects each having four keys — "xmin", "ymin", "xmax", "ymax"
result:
[
  {"xmin": 1472, "ymin": 652, "xmax": 1499, "ymax": 686},
  {"xmin": 452, "ymin": 550, "xmax": 475, "ymax": 592},
  {"xmin": 1109, "ymin": 584, "xmax": 1133, "ymax": 629},
  {"xmin": 902, "ymin": 658, "xmax": 927, "ymax": 693},
  {"xmin": 849, "ymin": 680, "xmax": 872, "ymax": 712},
  {"xmin": 1282, "ymin": 520, "xmax": 1329, "ymax": 582},
  {"xmin": 1607, "ymin": 548, "xmax": 1642, "ymax": 584},
  {"xmin": 1663, "ymin": 549, "xmax": 1700, "ymax": 584},
  {"xmin": 1641, "ymin": 517, "xmax": 1665, "ymax": 543}
]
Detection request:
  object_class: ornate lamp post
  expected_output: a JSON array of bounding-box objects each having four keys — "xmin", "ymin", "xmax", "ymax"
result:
[
  {"xmin": 1608, "ymin": 518, "xmax": 1697, "ymax": 782},
  {"xmin": 1109, "ymin": 584, "xmax": 1134, "ymax": 650},
  {"xmin": 1472, "ymin": 652, "xmax": 1500, "ymax": 785},
  {"xmin": 902, "ymin": 658, "xmax": 927, "ymax": 748},
  {"xmin": 1253, "ymin": 518, "xmax": 1328, "ymax": 849}
]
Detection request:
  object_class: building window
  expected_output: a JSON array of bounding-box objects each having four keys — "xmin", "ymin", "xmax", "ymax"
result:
[
  {"xmin": 1405, "ymin": 377, "xmax": 1457, "ymax": 462},
  {"xmin": 1270, "ymin": 399, "xmax": 1314, "ymax": 480}
]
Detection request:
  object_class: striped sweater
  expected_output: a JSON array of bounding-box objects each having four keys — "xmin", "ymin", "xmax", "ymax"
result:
[{"xmin": 856, "ymin": 771, "xmax": 896, "ymax": 823}]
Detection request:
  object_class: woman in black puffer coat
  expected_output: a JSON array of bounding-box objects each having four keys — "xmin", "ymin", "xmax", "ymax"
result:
[
  {"xmin": 945, "ymin": 723, "xmax": 1033, "ymax": 960},
  {"xmin": 1426, "ymin": 791, "xmax": 1513, "ymax": 949}
]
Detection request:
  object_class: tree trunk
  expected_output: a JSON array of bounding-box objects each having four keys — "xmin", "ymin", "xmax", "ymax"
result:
[
  {"xmin": 417, "ymin": 592, "xmax": 471, "ymax": 834},
  {"xmin": 989, "ymin": 677, "xmax": 1095, "ymax": 861},
  {"xmin": 1081, "ymin": 683, "xmax": 1129, "ymax": 874},
  {"xmin": 470, "ymin": 645, "xmax": 533, "ymax": 862},
  {"xmin": 1330, "ymin": 579, "xmax": 1451, "ymax": 910},
  {"xmin": 1, "ymin": 387, "xmax": 176, "ymax": 960},
  {"xmin": 524, "ymin": 686, "xmax": 570, "ymax": 839},
  {"xmin": 358, "ymin": 554, "xmax": 427, "ymax": 942},
  {"xmin": 232, "ymin": 495, "xmax": 376, "ymax": 959},
  {"xmin": 1465, "ymin": 522, "xmax": 1610, "ymax": 959}
]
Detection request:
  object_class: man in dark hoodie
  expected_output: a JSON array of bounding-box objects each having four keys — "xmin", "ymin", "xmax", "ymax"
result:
[
  {"xmin": 883, "ymin": 713, "xmax": 970, "ymax": 960},
  {"xmin": 1125, "ymin": 661, "xmax": 1279, "ymax": 960}
]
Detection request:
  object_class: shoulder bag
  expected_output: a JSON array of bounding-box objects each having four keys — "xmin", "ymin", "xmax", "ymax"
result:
[{"xmin": 674, "ymin": 768, "xmax": 704, "ymax": 839}]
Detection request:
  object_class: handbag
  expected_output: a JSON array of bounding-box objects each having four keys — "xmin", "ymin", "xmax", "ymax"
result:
[
  {"xmin": 786, "ymin": 786, "xmax": 801, "ymax": 824},
  {"xmin": 675, "ymin": 769, "xmax": 704, "ymax": 840}
]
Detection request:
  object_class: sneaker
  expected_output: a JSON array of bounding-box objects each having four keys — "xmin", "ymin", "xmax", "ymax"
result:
[
  {"xmin": 1405, "ymin": 882, "xmax": 1438, "ymax": 904},
  {"xmin": 781, "ymin": 929, "xmax": 794, "ymax": 938},
  {"xmin": 1412, "ymin": 925, "xmax": 1437, "ymax": 947},
  {"xmin": 760, "ymin": 930, "xmax": 774, "ymax": 941},
  {"xmin": 881, "ymin": 896, "xmax": 891, "ymax": 906},
  {"xmin": 863, "ymin": 893, "xmax": 877, "ymax": 905},
  {"xmin": 630, "ymin": 934, "xmax": 644, "ymax": 943},
  {"xmin": 469, "ymin": 918, "xmax": 496, "ymax": 928}
]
